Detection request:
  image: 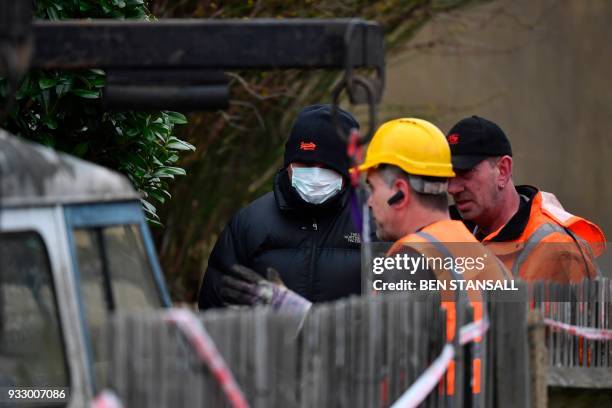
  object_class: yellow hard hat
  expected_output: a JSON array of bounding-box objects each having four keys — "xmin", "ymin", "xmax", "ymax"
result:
[{"xmin": 358, "ymin": 118, "xmax": 455, "ymax": 178}]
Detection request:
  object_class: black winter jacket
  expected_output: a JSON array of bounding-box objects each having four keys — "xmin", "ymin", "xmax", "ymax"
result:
[{"xmin": 198, "ymin": 169, "xmax": 362, "ymax": 309}]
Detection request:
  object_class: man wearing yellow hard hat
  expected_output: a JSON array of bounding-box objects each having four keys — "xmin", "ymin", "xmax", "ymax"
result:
[
  {"xmin": 360, "ymin": 118, "xmax": 512, "ymax": 257},
  {"xmin": 359, "ymin": 118, "xmax": 511, "ymax": 398}
]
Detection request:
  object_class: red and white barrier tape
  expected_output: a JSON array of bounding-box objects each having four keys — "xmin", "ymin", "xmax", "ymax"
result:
[
  {"xmin": 391, "ymin": 316, "xmax": 489, "ymax": 408},
  {"xmin": 390, "ymin": 344, "xmax": 454, "ymax": 408},
  {"xmin": 544, "ymin": 318, "xmax": 612, "ymax": 341},
  {"xmin": 91, "ymin": 390, "xmax": 124, "ymax": 408},
  {"xmin": 164, "ymin": 309, "xmax": 249, "ymax": 408},
  {"xmin": 459, "ymin": 316, "xmax": 489, "ymax": 345}
]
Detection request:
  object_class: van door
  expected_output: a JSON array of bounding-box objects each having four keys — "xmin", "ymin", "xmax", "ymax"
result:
[
  {"xmin": 64, "ymin": 201, "xmax": 171, "ymax": 392},
  {"xmin": 0, "ymin": 206, "xmax": 88, "ymax": 407}
]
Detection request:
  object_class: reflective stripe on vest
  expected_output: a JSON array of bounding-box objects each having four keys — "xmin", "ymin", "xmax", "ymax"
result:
[
  {"xmin": 415, "ymin": 231, "xmax": 463, "ymax": 280},
  {"xmin": 415, "ymin": 231, "xmax": 482, "ymax": 398},
  {"xmin": 511, "ymin": 222, "xmax": 600, "ymax": 278},
  {"xmin": 511, "ymin": 223, "xmax": 565, "ymax": 277}
]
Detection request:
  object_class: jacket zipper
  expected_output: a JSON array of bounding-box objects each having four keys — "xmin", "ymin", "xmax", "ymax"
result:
[{"xmin": 309, "ymin": 217, "xmax": 318, "ymax": 299}]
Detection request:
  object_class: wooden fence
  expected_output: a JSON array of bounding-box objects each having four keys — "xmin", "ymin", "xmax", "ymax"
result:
[
  {"xmin": 98, "ymin": 279, "xmax": 612, "ymax": 407},
  {"xmin": 529, "ymin": 279, "xmax": 612, "ymax": 389}
]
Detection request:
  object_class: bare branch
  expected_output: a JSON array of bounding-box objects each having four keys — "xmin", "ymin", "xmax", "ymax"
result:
[
  {"xmin": 229, "ymin": 100, "xmax": 266, "ymax": 131},
  {"xmin": 226, "ymin": 72, "xmax": 295, "ymax": 100},
  {"xmin": 220, "ymin": 111, "xmax": 250, "ymax": 132}
]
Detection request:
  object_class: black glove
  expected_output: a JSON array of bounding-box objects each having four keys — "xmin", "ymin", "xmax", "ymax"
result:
[{"xmin": 220, "ymin": 265, "xmax": 311, "ymax": 314}]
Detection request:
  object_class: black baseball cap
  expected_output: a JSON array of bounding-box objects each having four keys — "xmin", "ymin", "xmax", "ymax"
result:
[
  {"xmin": 446, "ymin": 115, "xmax": 512, "ymax": 170},
  {"xmin": 284, "ymin": 104, "xmax": 359, "ymax": 179}
]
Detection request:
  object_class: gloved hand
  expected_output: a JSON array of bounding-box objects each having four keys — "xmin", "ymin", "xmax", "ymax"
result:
[{"xmin": 220, "ymin": 264, "xmax": 312, "ymax": 315}]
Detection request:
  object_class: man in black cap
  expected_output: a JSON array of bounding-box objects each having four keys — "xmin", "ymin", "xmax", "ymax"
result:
[
  {"xmin": 446, "ymin": 115, "xmax": 605, "ymax": 282},
  {"xmin": 198, "ymin": 104, "xmax": 362, "ymax": 309}
]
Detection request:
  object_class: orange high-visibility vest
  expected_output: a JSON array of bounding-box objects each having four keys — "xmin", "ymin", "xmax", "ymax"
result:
[
  {"xmin": 481, "ymin": 191, "xmax": 606, "ymax": 282},
  {"xmin": 388, "ymin": 219, "xmax": 511, "ymax": 396},
  {"xmin": 479, "ymin": 191, "xmax": 606, "ymax": 366}
]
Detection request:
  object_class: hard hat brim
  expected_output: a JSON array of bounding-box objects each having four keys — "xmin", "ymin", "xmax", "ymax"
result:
[{"xmin": 356, "ymin": 161, "xmax": 377, "ymax": 173}]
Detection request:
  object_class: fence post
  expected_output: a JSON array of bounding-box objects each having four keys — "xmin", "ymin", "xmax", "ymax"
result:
[
  {"xmin": 493, "ymin": 292, "xmax": 531, "ymax": 408},
  {"xmin": 527, "ymin": 309, "xmax": 547, "ymax": 408}
]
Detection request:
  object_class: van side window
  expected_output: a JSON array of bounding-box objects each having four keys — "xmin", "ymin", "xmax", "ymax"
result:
[
  {"xmin": 73, "ymin": 224, "xmax": 162, "ymax": 385},
  {"xmin": 0, "ymin": 232, "xmax": 69, "ymax": 392}
]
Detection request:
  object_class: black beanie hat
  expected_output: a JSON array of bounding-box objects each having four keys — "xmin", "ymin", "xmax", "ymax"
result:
[{"xmin": 283, "ymin": 104, "xmax": 359, "ymax": 179}]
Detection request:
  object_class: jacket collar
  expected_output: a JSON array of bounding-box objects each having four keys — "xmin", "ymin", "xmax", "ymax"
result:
[
  {"xmin": 450, "ymin": 185, "xmax": 538, "ymax": 242},
  {"xmin": 273, "ymin": 168, "xmax": 349, "ymax": 216}
]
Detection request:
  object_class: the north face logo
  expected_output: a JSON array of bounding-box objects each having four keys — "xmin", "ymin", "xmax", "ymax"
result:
[
  {"xmin": 447, "ymin": 133, "xmax": 460, "ymax": 145},
  {"xmin": 300, "ymin": 142, "xmax": 317, "ymax": 151},
  {"xmin": 344, "ymin": 232, "xmax": 361, "ymax": 244}
]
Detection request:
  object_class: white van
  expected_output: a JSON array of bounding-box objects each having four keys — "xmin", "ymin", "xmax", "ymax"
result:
[{"xmin": 0, "ymin": 129, "xmax": 171, "ymax": 406}]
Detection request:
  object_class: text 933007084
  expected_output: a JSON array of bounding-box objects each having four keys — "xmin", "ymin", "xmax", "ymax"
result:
[{"xmin": 0, "ymin": 388, "xmax": 69, "ymax": 404}]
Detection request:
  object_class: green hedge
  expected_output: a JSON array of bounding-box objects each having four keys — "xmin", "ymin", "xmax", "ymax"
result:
[{"xmin": 0, "ymin": 0, "xmax": 192, "ymax": 225}]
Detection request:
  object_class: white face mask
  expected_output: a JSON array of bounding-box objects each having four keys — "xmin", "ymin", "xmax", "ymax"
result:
[{"xmin": 290, "ymin": 165, "xmax": 343, "ymax": 204}]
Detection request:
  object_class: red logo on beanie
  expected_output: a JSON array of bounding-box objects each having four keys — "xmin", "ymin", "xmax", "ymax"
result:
[
  {"xmin": 447, "ymin": 133, "xmax": 460, "ymax": 145},
  {"xmin": 300, "ymin": 142, "xmax": 317, "ymax": 151}
]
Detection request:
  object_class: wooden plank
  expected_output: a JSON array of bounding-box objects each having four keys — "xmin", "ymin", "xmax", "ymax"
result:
[
  {"xmin": 494, "ymin": 299, "xmax": 530, "ymax": 408},
  {"xmin": 548, "ymin": 367, "xmax": 612, "ymax": 388},
  {"xmin": 527, "ymin": 310, "xmax": 547, "ymax": 408},
  {"xmin": 31, "ymin": 19, "xmax": 384, "ymax": 70},
  {"xmin": 369, "ymin": 297, "xmax": 382, "ymax": 407},
  {"xmin": 553, "ymin": 285, "xmax": 561, "ymax": 366},
  {"xmin": 334, "ymin": 300, "xmax": 348, "ymax": 408},
  {"xmin": 484, "ymin": 301, "xmax": 495, "ymax": 408},
  {"xmin": 572, "ymin": 282, "xmax": 579, "ymax": 367},
  {"xmin": 602, "ymin": 280, "xmax": 612, "ymax": 367}
]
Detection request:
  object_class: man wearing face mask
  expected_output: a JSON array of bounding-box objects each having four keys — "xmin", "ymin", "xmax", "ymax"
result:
[{"xmin": 198, "ymin": 104, "xmax": 362, "ymax": 310}]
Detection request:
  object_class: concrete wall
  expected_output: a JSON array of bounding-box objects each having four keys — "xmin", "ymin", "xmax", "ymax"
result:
[{"xmin": 382, "ymin": 0, "xmax": 612, "ymax": 237}]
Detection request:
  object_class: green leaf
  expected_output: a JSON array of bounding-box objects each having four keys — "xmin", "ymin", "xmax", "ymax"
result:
[
  {"xmin": 153, "ymin": 166, "xmax": 187, "ymax": 178},
  {"xmin": 166, "ymin": 140, "xmax": 196, "ymax": 151},
  {"xmin": 55, "ymin": 82, "xmax": 71, "ymax": 97},
  {"xmin": 43, "ymin": 116, "xmax": 58, "ymax": 130},
  {"xmin": 151, "ymin": 123, "xmax": 171, "ymax": 134},
  {"xmin": 16, "ymin": 0, "xmax": 167, "ymax": 228},
  {"xmin": 147, "ymin": 218, "xmax": 163, "ymax": 227},
  {"xmin": 149, "ymin": 190, "xmax": 166, "ymax": 204},
  {"xmin": 47, "ymin": 6, "xmax": 60, "ymax": 20},
  {"xmin": 72, "ymin": 89, "xmax": 100, "ymax": 99},
  {"xmin": 161, "ymin": 166, "xmax": 187, "ymax": 176},
  {"xmin": 73, "ymin": 142, "xmax": 89, "ymax": 157},
  {"xmin": 142, "ymin": 127, "xmax": 154, "ymax": 140},
  {"xmin": 40, "ymin": 90, "xmax": 51, "ymax": 112},
  {"xmin": 92, "ymin": 77, "xmax": 106, "ymax": 88},
  {"xmin": 75, "ymin": 74, "xmax": 93, "ymax": 88},
  {"xmin": 141, "ymin": 198, "xmax": 156, "ymax": 213},
  {"xmin": 100, "ymin": 0, "xmax": 113, "ymax": 14},
  {"xmin": 39, "ymin": 77, "xmax": 57, "ymax": 90},
  {"xmin": 127, "ymin": 155, "xmax": 147, "ymax": 170},
  {"xmin": 124, "ymin": 127, "xmax": 139, "ymax": 137},
  {"xmin": 165, "ymin": 111, "xmax": 188, "ymax": 125}
]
